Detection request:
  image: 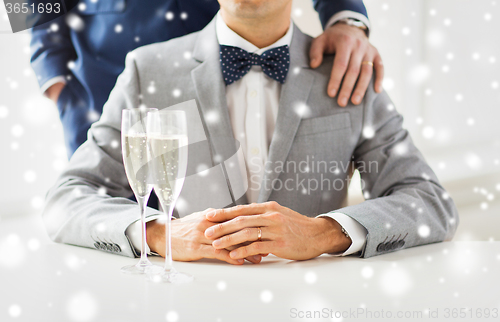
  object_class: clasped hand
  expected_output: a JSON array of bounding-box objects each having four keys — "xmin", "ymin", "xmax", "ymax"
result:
[{"xmin": 148, "ymin": 201, "xmax": 352, "ymax": 265}]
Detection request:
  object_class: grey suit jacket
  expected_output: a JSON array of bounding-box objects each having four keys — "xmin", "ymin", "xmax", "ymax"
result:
[{"xmin": 42, "ymin": 19, "xmax": 459, "ymax": 259}]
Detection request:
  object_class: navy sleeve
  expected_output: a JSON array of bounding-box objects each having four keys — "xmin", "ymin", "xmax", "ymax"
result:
[
  {"xmin": 313, "ymin": 0, "xmax": 368, "ymax": 29},
  {"xmin": 30, "ymin": 15, "xmax": 76, "ymax": 89}
]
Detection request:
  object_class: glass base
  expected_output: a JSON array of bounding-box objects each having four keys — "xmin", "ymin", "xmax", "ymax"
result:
[
  {"xmin": 121, "ymin": 260, "xmax": 153, "ymax": 275},
  {"xmin": 146, "ymin": 265, "xmax": 194, "ymax": 284}
]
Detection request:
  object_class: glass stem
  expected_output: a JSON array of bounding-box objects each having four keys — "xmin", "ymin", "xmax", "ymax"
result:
[
  {"xmin": 137, "ymin": 194, "xmax": 150, "ymax": 264},
  {"xmin": 163, "ymin": 202, "xmax": 174, "ymax": 272}
]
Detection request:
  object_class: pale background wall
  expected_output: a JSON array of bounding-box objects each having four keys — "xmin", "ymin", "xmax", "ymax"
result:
[{"xmin": 0, "ymin": 0, "xmax": 499, "ymax": 240}]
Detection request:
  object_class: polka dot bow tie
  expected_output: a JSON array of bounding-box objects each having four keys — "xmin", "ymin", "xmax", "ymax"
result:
[{"xmin": 219, "ymin": 45, "xmax": 290, "ymax": 85}]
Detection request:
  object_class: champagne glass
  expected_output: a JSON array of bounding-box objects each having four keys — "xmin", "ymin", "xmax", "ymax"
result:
[
  {"xmin": 146, "ymin": 109, "xmax": 193, "ymax": 283},
  {"xmin": 121, "ymin": 107, "xmax": 157, "ymax": 274}
]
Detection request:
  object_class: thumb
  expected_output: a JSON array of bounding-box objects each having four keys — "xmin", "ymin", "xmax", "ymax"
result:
[{"xmin": 309, "ymin": 35, "xmax": 327, "ymax": 68}]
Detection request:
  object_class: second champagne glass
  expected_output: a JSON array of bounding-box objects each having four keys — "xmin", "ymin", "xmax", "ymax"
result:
[
  {"xmin": 146, "ymin": 109, "xmax": 193, "ymax": 283},
  {"xmin": 121, "ymin": 107, "xmax": 157, "ymax": 274}
]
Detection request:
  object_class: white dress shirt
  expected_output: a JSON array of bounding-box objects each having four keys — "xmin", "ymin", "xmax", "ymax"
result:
[{"xmin": 126, "ymin": 12, "xmax": 368, "ymax": 257}]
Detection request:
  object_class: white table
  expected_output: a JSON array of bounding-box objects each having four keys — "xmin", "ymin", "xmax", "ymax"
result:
[{"xmin": 1, "ymin": 214, "xmax": 499, "ymax": 322}]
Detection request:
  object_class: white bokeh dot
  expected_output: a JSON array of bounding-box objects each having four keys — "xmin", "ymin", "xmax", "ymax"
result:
[
  {"xmin": 180, "ymin": 12, "xmax": 188, "ymax": 20},
  {"xmin": 363, "ymin": 126, "xmax": 375, "ymax": 139},
  {"xmin": 147, "ymin": 82, "xmax": 156, "ymax": 94},
  {"xmin": 11, "ymin": 124, "xmax": 24, "ymax": 137},
  {"xmin": 166, "ymin": 311, "xmax": 179, "ymax": 322},
  {"xmin": 67, "ymin": 291, "xmax": 98, "ymax": 322},
  {"xmin": 27, "ymin": 238, "xmax": 41, "ymax": 251},
  {"xmin": 304, "ymin": 271, "xmax": 317, "ymax": 284},
  {"xmin": 422, "ymin": 126, "xmax": 435, "ymax": 139},
  {"xmin": 0, "ymin": 105, "xmax": 9, "ymax": 118},
  {"xmin": 172, "ymin": 89, "xmax": 181, "ymax": 97},
  {"xmin": 379, "ymin": 267, "xmax": 412, "ymax": 296},
  {"xmin": 114, "ymin": 24, "xmax": 123, "ymax": 33},
  {"xmin": 8, "ymin": 305, "xmax": 21, "ymax": 318},
  {"xmin": 24, "ymin": 170, "xmax": 37, "ymax": 183},
  {"xmin": 361, "ymin": 266, "xmax": 374, "ymax": 279},
  {"xmin": 418, "ymin": 225, "xmax": 431, "ymax": 238},
  {"xmin": 260, "ymin": 290, "xmax": 273, "ymax": 303},
  {"xmin": 66, "ymin": 14, "xmax": 85, "ymax": 32},
  {"xmin": 383, "ymin": 78, "xmax": 394, "ymax": 91},
  {"xmin": 294, "ymin": 8, "xmax": 303, "ymax": 17},
  {"xmin": 216, "ymin": 281, "xmax": 227, "ymax": 291},
  {"xmin": 31, "ymin": 196, "xmax": 44, "ymax": 209},
  {"xmin": 165, "ymin": 11, "xmax": 174, "ymax": 20}
]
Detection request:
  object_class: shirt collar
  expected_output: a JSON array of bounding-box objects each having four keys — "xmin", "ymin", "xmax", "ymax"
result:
[{"xmin": 216, "ymin": 11, "xmax": 294, "ymax": 55}]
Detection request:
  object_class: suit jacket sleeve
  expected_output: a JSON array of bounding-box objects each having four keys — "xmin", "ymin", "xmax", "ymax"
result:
[
  {"xmin": 30, "ymin": 15, "xmax": 76, "ymax": 89},
  {"xmin": 313, "ymin": 0, "xmax": 368, "ymax": 29},
  {"xmin": 42, "ymin": 52, "xmax": 158, "ymax": 258},
  {"xmin": 326, "ymin": 84, "xmax": 459, "ymax": 258}
]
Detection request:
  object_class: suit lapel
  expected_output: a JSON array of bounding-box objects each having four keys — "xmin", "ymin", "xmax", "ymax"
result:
[
  {"xmin": 191, "ymin": 19, "xmax": 237, "ymax": 166},
  {"xmin": 258, "ymin": 25, "xmax": 315, "ymax": 202},
  {"xmin": 191, "ymin": 19, "xmax": 248, "ymax": 205}
]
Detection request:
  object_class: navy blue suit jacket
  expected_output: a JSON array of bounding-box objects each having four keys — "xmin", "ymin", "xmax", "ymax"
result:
[{"xmin": 30, "ymin": 0, "xmax": 368, "ymax": 157}]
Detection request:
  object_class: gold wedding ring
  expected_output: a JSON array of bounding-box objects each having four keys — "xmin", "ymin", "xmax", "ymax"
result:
[
  {"xmin": 362, "ymin": 61, "xmax": 374, "ymax": 67},
  {"xmin": 257, "ymin": 227, "xmax": 262, "ymax": 241}
]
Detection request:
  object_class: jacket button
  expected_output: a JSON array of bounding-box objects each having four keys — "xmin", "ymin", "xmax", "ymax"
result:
[
  {"xmin": 376, "ymin": 243, "xmax": 385, "ymax": 252},
  {"xmin": 397, "ymin": 240, "xmax": 405, "ymax": 248},
  {"xmin": 94, "ymin": 242, "xmax": 100, "ymax": 249},
  {"xmin": 115, "ymin": 244, "xmax": 122, "ymax": 252}
]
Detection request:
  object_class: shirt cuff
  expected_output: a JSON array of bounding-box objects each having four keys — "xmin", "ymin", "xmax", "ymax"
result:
[
  {"xmin": 325, "ymin": 10, "xmax": 371, "ymax": 37},
  {"xmin": 316, "ymin": 212, "xmax": 368, "ymax": 256},
  {"xmin": 40, "ymin": 76, "xmax": 67, "ymax": 94},
  {"xmin": 125, "ymin": 214, "xmax": 163, "ymax": 256}
]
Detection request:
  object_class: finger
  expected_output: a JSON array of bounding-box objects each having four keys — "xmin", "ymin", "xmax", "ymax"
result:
[
  {"xmin": 327, "ymin": 46, "xmax": 352, "ymax": 98},
  {"xmin": 245, "ymin": 255, "xmax": 262, "ymax": 264},
  {"xmin": 351, "ymin": 57, "xmax": 374, "ymax": 105},
  {"xmin": 229, "ymin": 242, "xmax": 273, "ymax": 260},
  {"xmin": 206, "ymin": 202, "xmax": 278, "ymax": 223},
  {"xmin": 337, "ymin": 50, "xmax": 365, "ymax": 107},
  {"xmin": 212, "ymin": 227, "xmax": 267, "ymax": 249},
  {"xmin": 373, "ymin": 54, "xmax": 385, "ymax": 93},
  {"xmin": 309, "ymin": 35, "xmax": 327, "ymax": 68},
  {"xmin": 201, "ymin": 245, "xmax": 244, "ymax": 265},
  {"xmin": 205, "ymin": 215, "xmax": 267, "ymax": 239}
]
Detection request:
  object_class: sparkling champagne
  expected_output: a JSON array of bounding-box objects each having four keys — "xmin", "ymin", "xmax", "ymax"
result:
[
  {"xmin": 148, "ymin": 135, "xmax": 188, "ymax": 207},
  {"xmin": 123, "ymin": 134, "xmax": 151, "ymax": 197}
]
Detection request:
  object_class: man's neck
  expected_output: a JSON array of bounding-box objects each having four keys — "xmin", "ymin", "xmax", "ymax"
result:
[{"xmin": 220, "ymin": 9, "xmax": 291, "ymax": 49}]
